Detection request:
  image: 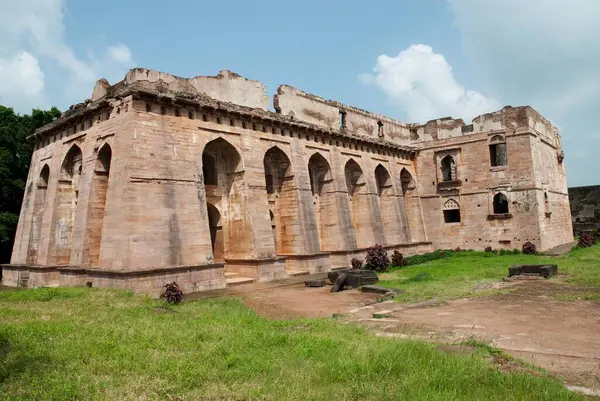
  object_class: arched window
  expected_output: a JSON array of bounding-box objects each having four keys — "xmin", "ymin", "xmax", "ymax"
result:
[
  {"xmin": 443, "ymin": 199, "xmax": 461, "ymax": 223},
  {"xmin": 188, "ymin": 110, "xmax": 194, "ymax": 120},
  {"xmin": 441, "ymin": 155, "xmax": 456, "ymax": 182},
  {"xmin": 489, "ymin": 135, "xmax": 507, "ymax": 167},
  {"xmin": 174, "ymin": 108, "xmax": 180, "ymax": 117},
  {"xmin": 493, "ymin": 193, "xmax": 509, "ymax": 214},
  {"xmin": 145, "ymin": 103, "xmax": 151, "ymax": 112}
]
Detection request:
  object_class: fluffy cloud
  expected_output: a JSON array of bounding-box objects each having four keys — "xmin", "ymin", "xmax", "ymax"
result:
[
  {"xmin": 0, "ymin": 0, "xmax": 134, "ymax": 113},
  {"xmin": 448, "ymin": 0, "xmax": 600, "ymax": 186},
  {"xmin": 0, "ymin": 52, "xmax": 48, "ymax": 110},
  {"xmin": 361, "ymin": 44, "xmax": 499, "ymax": 122}
]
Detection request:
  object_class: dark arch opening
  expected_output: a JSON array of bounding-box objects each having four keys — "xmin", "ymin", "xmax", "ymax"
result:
[
  {"xmin": 344, "ymin": 159, "xmax": 363, "ymax": 196},
  {"xmin": 375, "ymin": 164, "xmax": 392, "ymax": 196},
  {"xmin": 441, "ymin": 155, "xmax": 455, "ymax": 182},
  {"xmin": 493, "ymin": 193, "xmax": 509, "ymax": 214},
  {"xmin": 206, "ymin": 202, "xmax": 223, "ymax": 262},
  {"xmin": 308, "ymin": 153, "xmax": 331, "ymax": 196},
  {"xmin": 264, "ymin": 146, "xmax": 292, "ymax": 194}
]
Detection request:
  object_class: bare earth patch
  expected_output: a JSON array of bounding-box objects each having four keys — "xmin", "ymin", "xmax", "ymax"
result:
[{"xmin": 241, "ymin": 279, "xmax": 600, "ymax": 393}]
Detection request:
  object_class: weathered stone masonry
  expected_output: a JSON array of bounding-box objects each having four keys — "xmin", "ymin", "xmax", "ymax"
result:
[{"xmin": 2, "ymin": 68, "xmax": 574, "ymax": 295}]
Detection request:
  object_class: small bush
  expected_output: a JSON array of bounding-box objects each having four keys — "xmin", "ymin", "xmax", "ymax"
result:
[
  {"xmin": 364, "ymin": 245, "xmax": 390, "ymax": 272},
  {"xmin": 391, "ymin": 251, "xmax": 407, "ymax": 267},
  {"xmin": 498, "ymin": 249, "xmax": 507, "ymax": 256},
  {"xmin": 160, "ymin": 282, "xmax": 183, "ymax": 304},
  {"xmin": 484, "ymin": 246, "xmax": 493, "ymax": 253},
  {"xmin": 522, "ymin": 241, "xmax": 537, "ymax": 255},
  {"xmin": 578, "ymin": 233, "xmax": 596, "ymax": 248},
  {"xmin": 350, "ymin": 258, "xmax": 363, "ymax": 269},
  {"xmin": 511, "ymin": 249, "xmax": 521, "ymax": 254},
  {"xmin": 453, "ymin": 247, "xmax": 462, "ymax": 253}
]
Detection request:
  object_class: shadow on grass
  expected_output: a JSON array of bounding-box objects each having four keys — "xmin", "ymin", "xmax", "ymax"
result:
[{"xmin": 0, "ymin": 331, "xmax": 58, "ymax": 385}]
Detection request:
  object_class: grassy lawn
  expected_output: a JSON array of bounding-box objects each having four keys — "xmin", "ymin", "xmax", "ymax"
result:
[
  {"xmin": 379, "ymin": 245, "xmax": 600, "ymax": 303},
  {"xmin": 0, "ymin": 286, "xmax": 583, "ymax": 400}
]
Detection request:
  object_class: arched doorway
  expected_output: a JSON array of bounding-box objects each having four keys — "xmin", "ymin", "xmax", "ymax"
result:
[
  {"xmin": 263, "ymin": 146, "xmax": 294, "ymax": 255},
  {"xmin": 202, "ymin": 138, "xmax": 246, "ymax": 260},
  {"xmin": 27, "ymin": 164, "xmax": 50, "ymax": 264},
  {"xmin": 85, "ymin": 144, "xmax": 112, "ymax": 267},
  {"xmin": 51, "ymin": 144, "xmax": 83, "ymax": 265},
  {"xmin": 345, "ymin": 159, "xmax": 373, "ymax": 248},
  {"xmin": 308, "ymin": 153, "xmax": 336, "ymax": 251}
]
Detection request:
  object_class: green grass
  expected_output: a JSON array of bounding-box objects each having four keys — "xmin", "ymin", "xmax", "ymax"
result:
[
  {"xmin": 379, "ymin": 245, "xmax": 600, "ymax": 303},
  {"xmin": 0, "ymin": 287, "xmax": 582, "ymax": 400}
]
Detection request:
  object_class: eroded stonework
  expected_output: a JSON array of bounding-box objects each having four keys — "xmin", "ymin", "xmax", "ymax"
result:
[{"xmin": 2, "ymin": 68, "xmax": 574, "ymax": 296}]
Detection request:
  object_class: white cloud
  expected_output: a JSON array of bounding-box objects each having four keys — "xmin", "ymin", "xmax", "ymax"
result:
[
  {"xmin": 0, "ymin": 0, "xmax": 135, "ymax": 113},
  {"xmin": 448, "ymin": 0, "xmax": 600, "ymax": 186},
  {"xmin": 0, "ymin": 51, "xmax": 49, "ymax": 112},
  {"xmin": 361, "ymin": 44, "xmax": 499, "ymax": 122}
]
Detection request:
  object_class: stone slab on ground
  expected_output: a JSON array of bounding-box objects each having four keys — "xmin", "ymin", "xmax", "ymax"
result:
[{"xmin": 361, "ymin": 285, "xmax": 403, "ymax": 295}]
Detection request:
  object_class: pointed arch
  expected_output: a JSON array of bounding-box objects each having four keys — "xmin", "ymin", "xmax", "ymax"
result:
[
  {"xmin": 61, "ymin": 144, "xmax": 83, "ymax": 180},
  {"xmin": 84, "ymin": 143, "xmax": 113, "ymax": 266},
  {"xmin": 51, "ymin": 144, "xmax": 84, "ymax": 265},
  {"xmin": 308, "ymin": 152, "xmax": 332, "ymax": 196},
  {"xmin": 374, "ymin": 164, "xmax": 393, "ymax": 196},
  {"xmin": 202, "ymin": 137, "xmax": 243, "ymax": 194},
  {"xmin": 443, "ymin": 198, "xmax": 461, "ymax": 223},
  {"xmin": 263, "ymin": 146, "xmax": 297, "ymax": 255},
  {"xmin": 264, "ymin": 146, "xmax": 292, "ymax": 194},
  {"xmin": 344, "ymin": 159, "xmax": 364, "ymax": 196},
  {"xmin": 27, "ymin": 164, "xmax": 51, "ymax": 264},
  {"xmin": 400, "ymin": 168, "xmax": 414, "ymax": 195}
]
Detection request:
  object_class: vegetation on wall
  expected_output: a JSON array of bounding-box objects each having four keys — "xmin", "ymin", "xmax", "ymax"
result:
[{"xmin": 0, "ymin": 105, "xmax": 61, "ymax": 263}]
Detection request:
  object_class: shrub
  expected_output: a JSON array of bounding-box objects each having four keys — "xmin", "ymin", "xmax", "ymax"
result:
[
  {"xmin": 161, "ymin": 282, "xmax": 183, "ymax": 304},
  {"xmin": 350, "ymin": 257, "xmax": 363, "ymax": 269},
  {"xmin": 453, "ymin": 247, "xmax": 462, "ymax": 253},
  {"xmin": 391, "ymin": 251, "xmax": 407, "ymax": 267},
  {"xmin": 364, "ymin": 245, "xmax": 390, "ymax": 272},
  {"xmin": 484, "ymin": 246, "xmax": 493, "ymax": 253},
  {"xmin": 498, "ymin": 249, "xmax": 507, "ymax": 256},
  {"xmin": 578, "ymin": 233, "xmax": 596, "ymax": 248},
  {"xmin": 522, "ymin": 241, "xmax": 537, "ymax": 255},
  {"xmin": 511, "ymin": 249, "xmax": 521, "ymax": 255}
]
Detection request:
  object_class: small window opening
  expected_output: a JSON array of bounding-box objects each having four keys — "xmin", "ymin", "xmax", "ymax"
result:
[
  {"xmin": 202, "ymin": 114, "xmax": 208, "ymax": 122},
  {"xmin": 339, "ymin": 110, "xmax": 347, "ymax": 129},
  {"xmin": 146, "ymin": 103, "xmax": 151, "ymax": 112},
  {"xmin": 175, "ymin": 108, "xmax": 180, "ymax": 117},
  {"xmin": 493, "ymin": 193, "xmax": 509, "ymax": 214},
  {"xmin": 125, "ymin": 104, "xmax": 128, "ymax": 112},
  {"xmin": 443, "ymin": 209, "xmax": 461, "ymax": 223},
  {"xmin": 377, "ymin": 121, "xmax": 384, "ymax": 137},
  {"xmin": 262, "ymin": 125, "xmax": 267, "ymax": 133},
  {"xmin": 216, "ymin": 117, "xmax": 221, "ymax": 124},
  {"xmin": 117, "ymin": 107, "xmax": 120, "ymax": 115},
  {"xmin": 443, "ymin": 199, "xmax": 461, "ymax": 223},
  {"xmin": 489, "ymin": 135, "xmax": 507, "ymax": 167},
  {"xmin": 230, "ymin": 119, "xmax": 234, "ymax": 126},
  {"xmin": 160, "ymin": 106, "xmax": 166, "ymax": 115},
  {"xmin": 242, "ymin": 122, "xmax": 247, "ymax": 129},
  {"xmin": 440, "ymin": 155, "xmax": 456, "ymax": 181},
  {"xmin": 188, "ymin": 110, "xmax": 194, "ymax": 119}
]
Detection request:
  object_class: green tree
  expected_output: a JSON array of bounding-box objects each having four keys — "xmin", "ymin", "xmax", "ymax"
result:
[{"xmin": 0, "ymin": 105, "xmax": 61, "ymax": 263}]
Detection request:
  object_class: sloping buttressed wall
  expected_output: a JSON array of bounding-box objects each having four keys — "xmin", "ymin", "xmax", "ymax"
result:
[
  {"xmin": 274, "ymin": 85, "xmax": 413, "ymax": 145},
  {"xmin": 123, "ymin": 68, "xmax": 270, "ymax": 111},
  {"xmin": 569, "ymin": 185, "xmax": 600, "ymax": 236}
]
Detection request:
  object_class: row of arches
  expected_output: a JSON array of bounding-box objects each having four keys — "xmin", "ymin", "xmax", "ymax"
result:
[
  {"xmin": 201, "ymin": 137, "xmax": 419, "ymax": 265},
  {"xmin": 27, "ymin": 143, "xmax": 113, "ymax": 266}
]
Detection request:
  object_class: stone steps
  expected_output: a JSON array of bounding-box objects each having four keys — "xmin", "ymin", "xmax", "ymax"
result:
[{"xmin": 224, "ymin": 271, "xmax": 258, "ymax": 286}]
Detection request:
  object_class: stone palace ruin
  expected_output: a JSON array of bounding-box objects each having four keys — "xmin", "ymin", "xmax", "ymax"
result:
[{"xmin": 2, "ymin": 68, "xmax": 574, "ymax": 295}]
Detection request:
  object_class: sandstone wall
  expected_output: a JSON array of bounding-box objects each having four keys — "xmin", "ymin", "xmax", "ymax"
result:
[{"xmin": 569, "ymin": 185, "xmax": 600, "ymax": 236}]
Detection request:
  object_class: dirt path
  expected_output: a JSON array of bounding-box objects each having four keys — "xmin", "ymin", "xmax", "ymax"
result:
[{"xmin": 239, "ymin": 280, "xmax": 600, "ymax": 392}]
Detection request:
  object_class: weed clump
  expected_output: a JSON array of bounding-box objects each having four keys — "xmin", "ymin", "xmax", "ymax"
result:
[
  {"xmin": 364, "ymin": 245, "xmax": 390, "ymax": 272},
  {"xmin": 350, "ymin": 257, "xmax": 363, "ymax": 269},
  {"xmin": 160, "ymin": 282, "xmax": 183, "ymax": 304},
  {"xmin": 578, "ymin": 233, "xmax": 596, "ymax": 248},
  {"xmin": 391, "ymin": 250, "xmax": 407, "ymax": 267},
  {"xmin": 522, "ymin": 241, "xmax": 537, "ymax": 255}
]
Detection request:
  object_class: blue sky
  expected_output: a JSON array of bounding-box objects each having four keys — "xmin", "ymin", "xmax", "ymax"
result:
[{"xmin": 1, "ymin": 0, "xmax": 599, "ymax": 187}]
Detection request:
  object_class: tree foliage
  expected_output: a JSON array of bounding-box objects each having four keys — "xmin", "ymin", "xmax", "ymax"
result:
[{"xmin": 0, "ymin": 105, "xmax": 61, "ymax": 263}]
